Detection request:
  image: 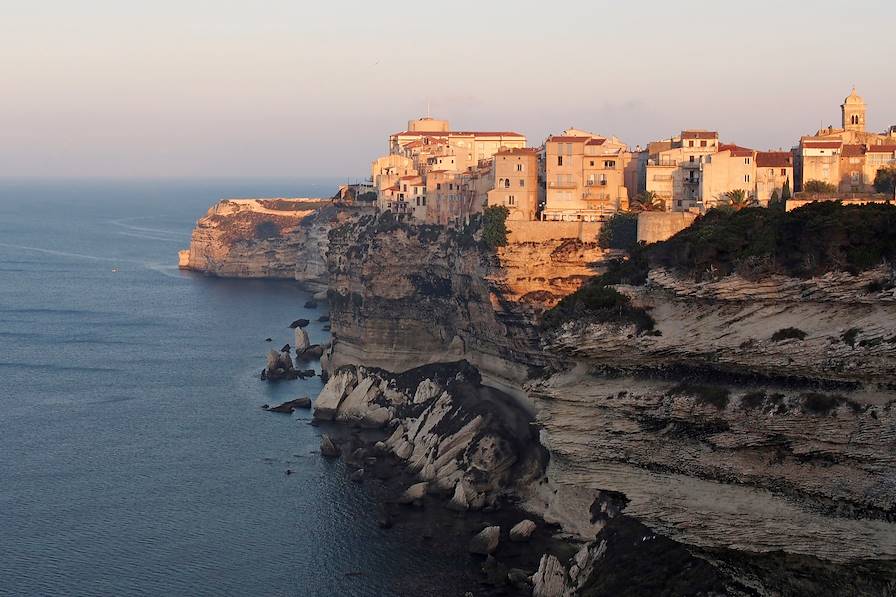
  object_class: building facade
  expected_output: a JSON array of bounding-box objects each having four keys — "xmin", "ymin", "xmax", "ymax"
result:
[{"xmin": 486, "ymin": 148, "xmax": 540, "ymax": 221}]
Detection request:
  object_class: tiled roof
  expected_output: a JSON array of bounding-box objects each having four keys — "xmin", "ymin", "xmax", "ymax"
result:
[
  {"xmin": 867, "ymin": 144, "xmax": 896, "ymax": 153},
  {"xmin": 682, "ymin": 130, "xmax": 718, "ymax": 139},
  {"xmin": 841, "ymin": 144, "xmax": 866, "ymax": 157},
  {"xmin": 496, "ymin": 147, "xmax": 540, "ymax": 156},
  {"xmin": 547, "ymin": 135, "xmax": 591, "ymax": 142},
  {"xmin": 719, "ymin": 143, "xmax": 754, "ymax": 157},
  {"xmin": 585, "ymin": 138, "xmax": 607, "ymax": 146},
  {"xmin": 803, "ymin": 140, "xmax": 842, "ymax": 149},
  {"xmin": 756, "ymin": 151, "xmax": 793, "ymax": 168},
  {"xmin": 392, "ymin": 130, "xmax": 525, "ymax": 138}
]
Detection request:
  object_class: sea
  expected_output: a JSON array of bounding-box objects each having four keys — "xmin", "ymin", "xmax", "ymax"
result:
[{"xmin": 0, "ymin": 179, "xmax": 480, "ymax": 597}]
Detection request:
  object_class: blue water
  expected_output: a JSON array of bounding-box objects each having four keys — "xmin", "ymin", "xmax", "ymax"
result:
[{"xmin": 0, "ymin": 180, "xmax": 475, "ymax": 596}]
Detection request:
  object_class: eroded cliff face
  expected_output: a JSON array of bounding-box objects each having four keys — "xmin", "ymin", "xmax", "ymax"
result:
[
  {"xmin": 324, "ymin": 216, "xmax": 605, "ymax": 397},
  {"xmin": 179, "ymin": 198, "xmax": 340, "ymax": 292}
]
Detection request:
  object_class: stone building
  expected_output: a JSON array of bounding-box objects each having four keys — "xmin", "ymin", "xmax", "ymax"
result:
[
  {"xmin": 755, "ymin": 151, "xmax": 794, "ymax": 204},
  {"xmin": 487, "ymin": 147, "xmax": 540, "ymax": 221},
  {"xmin": 542, "ymin": 130, "xmax": 633, "ymax": 221},
  {"xmin": 645, "ymin": 130, "xmax": 719, "ymax": 211}
]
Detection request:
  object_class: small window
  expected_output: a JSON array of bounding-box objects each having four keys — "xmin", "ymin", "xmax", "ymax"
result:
[
  {"xmin": 744, "ymin": 174, "xmax": 751, "ymax": 183},
  {"xmin": 508, "ymin": 195, "xmax": 515, "ymax": 205},
  {"xmin": 700, "ymin": 140, "xmax": 707, "ymax": 148},
  {"xmin": 745, "ymin": 157, "xmax": 751, "ymax": 165},
  {"xmin": 781, "ymin": 168, "xmax": 786, "ymax": 176},
  {"xmin": 557, "ymin": 156, "xmax": 563, "ymax": 166},
  {"xmin": 689, "ymin": 155, "xmax": 695, "ymax": 163},
  {"xmin": 504, "ymin": 179, "xmax": 510, "ymax": 189},
  {"xmin": 590, "ymin": 160, "xmax": 595, "ymax": 167},
  {"xmin": 604, "ymin": 160, "xmax": 616, "ymax": 168},
  {"xmin": 689, "ymin": 140, "xmax": 695, "ymax": 147},
  {"xmin": 436, "ymin": 183, "xmax": 441, "ymax": 190},
  {"xmin": 516, "ymin": 164, "xmax": 523, "ymax": 172}
]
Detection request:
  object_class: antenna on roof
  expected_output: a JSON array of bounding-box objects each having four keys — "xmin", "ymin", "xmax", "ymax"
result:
[{"xmin": 426, "ymin": 98, "xmax": 431, "ymax": 118}]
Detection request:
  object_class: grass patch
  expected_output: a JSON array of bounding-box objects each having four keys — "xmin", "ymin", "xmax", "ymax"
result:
[
  {"xmin": 771, "ymin": 327, "xmax": 807, "ymax": 342},
  {"xmin": 669, "ymin": 383, "xmax": 730, "ymax": 409},
  {"xmin": 841, "ymin": 327, "xmax": 861, "ymax": 348}
]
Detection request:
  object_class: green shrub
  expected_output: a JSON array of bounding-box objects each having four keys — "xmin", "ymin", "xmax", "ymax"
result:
[
  {"xmin": 804, "ymin": 180, "xmax": 837, "ymax": 194},
  {"xmin": 542, "ymin": 279, "xmax": 654, "ymax": 333},
  {"xmin": 481, "ymin": 205, "xmax": 509, "ymax": 249},
  {"xmin": 648, "ymin": 202, "xmax": 896, "ymax": 278},
  {"xmin": 740, "ymin": 391, "xmax": 767, "ymax": 410},
  {"xmin": 841, "ymin": 327, "xmax": 861, "ymax": 347},
  {"xmin": 874, "ymin": 166, "xmax": 896, "ymax": 195},
  {"xmin": 801, "ymin": 392, "xmax": 846, "ymax": 415},
  {"xmin": 598, "ymin": 212, "xmax": 638, "ymax": 251},
  {"xmin": 669, "ymin": 383, "xmax": 730, "ymax": 409},
  {"xmin": 771, "ymin": 327, "xmax": 807, "ymax": 342},
  {"xmin": 254, "ymin": 220, "xmax": 280, "ymax": 239}
]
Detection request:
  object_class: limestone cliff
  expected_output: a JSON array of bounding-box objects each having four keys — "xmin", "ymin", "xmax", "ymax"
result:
[{"xmin": 179, "ymin": 198, "xmax": 340, "ymax": 292}]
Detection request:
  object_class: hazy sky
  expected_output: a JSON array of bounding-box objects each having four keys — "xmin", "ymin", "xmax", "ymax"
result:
[{"xmin": 3, "ymin": 0, "xmax": 895, "ymax": 179}]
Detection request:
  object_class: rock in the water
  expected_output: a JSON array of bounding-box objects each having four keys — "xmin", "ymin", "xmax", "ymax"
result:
[
  {"xmin": 508, "ymin": 568, "xmax": 532, "ymax": 590},
  {"xmin": 468, "ymin": 526, "xmax": 500, "ymax": 555},
  {"xmin": 297, "ymin": 344, "xmax": 323, "ymax": 362},
  {"xmin": 447, "ymin": 482, "xmax": 469, "ymax": 511},
  {"xmin": 280, "ymin": 344, "xmax": 291, "ymax": 353},
  {"xmin": 304, "ymin": 300, "xmax": 317, "ymax": 309},
  {"xmin": 320, "ymin": 434, "xmax": 340, "ymax": 458},
  {"xmin": 293, "ymin": 328, "xmax": 310, "ymax": 353},
  {"xmin": 265, "ymin": 337, "xmax": 272, "ymax": 342},
  {"xmin": 266, "ymin": 397, "xmax": 312, "ymax": 413},
  {"xmin": 289, "ymin": 319, "xmax": 310, "ymax": 329},
  {"xmin": 509, "ymin": 519, "xmax": 536, "ymax": 542},
  {"xmin": 313, "ymin": 370, "xmax": 355, "ymax": 421},
  {"xmin": 397, "ymin": 482, "xmax": 428, "ymax": 505},
  {"xmin": 350, "ymin": 468, "xmax": 364, "ymax": 482},
  {"xmin": 532, "ymin": 554, "xmax": 566, "ymax": 597}
]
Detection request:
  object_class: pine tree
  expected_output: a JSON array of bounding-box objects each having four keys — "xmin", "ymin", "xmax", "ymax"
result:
[{"xmin": 782, "ymin": 178, "xmax": 792, "ymax": 200}]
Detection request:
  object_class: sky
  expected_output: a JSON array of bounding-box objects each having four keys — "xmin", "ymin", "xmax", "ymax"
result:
[{"xmin": 2, "ymin": 0, "xmax": 895, "ymax": 179}]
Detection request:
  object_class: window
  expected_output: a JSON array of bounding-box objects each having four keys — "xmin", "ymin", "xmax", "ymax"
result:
[
  {"xmin": 422, "ymin": 197, "xmax": 426, "ymax": 206},
  {"xmin": 590, "ymin": 160, "xmax": 595, "ymax": 167},
  {"xmin": 744, "ymin": 157, "xmax": 751, "ymax": 165},
  {"xmin": 504, "ymin": 179, "xmax": 510, "ymax": 189},
  {"xmin": 744, "ymin": 174, "xmax": 751, "ymax": 183},
  {"xmin": 689, "ymin": 155, "xmax": 695, "ymax": 163},
  {"xmin": 781, "ymin": 168, "xmax": 787, "ymax": 176},
  {"xmin": 516, "ymin": 163, "xmax": 523, "ymax": 172},
  {"xmin": 566, "ymin": 143, "xmax": 573, "ymax": 155},
  {"xmin": 449, "ymin": 183, "xmax": 454, "ymax": 190},
  {"xmin": 402, "ymin": 184, "xmax": 407, "ymax": 192},
  {"xmin": 508, "ymin": 195, "xmax": 515, "ymax": 205},
  {"xmin": 700, "ymin": 140, "xmax": 707, "ymax": 148},
  {"xmin": 689, "ymin": 140, "xmax": 695, "ymax": 147},
  {"xmin": 519, "ymin": 179, "xmax": 525, "ymax": 187},
  {"xmin": 557, "ymin": 156, "xmax": 563, "ymax": 166},
  {"xmin": 604, "ymin": 160, "xmax": 616, "ymax": 168},
  {"xmin": 436, "ymin": 183, "xmax": 441, "ymax": 190}
]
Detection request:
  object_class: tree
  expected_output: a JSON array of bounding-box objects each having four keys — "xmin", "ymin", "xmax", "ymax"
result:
[
  {"xmin": 804, "ymin": 179, "xmax": 837, "ymax": 194},
  {"xmin": 722, "ymin": 189, "xmax": 750, "ymax": 210},
  {"xmin": 598, "ymin": 212, "xmax": 638, "ymax": 250},
  {"xmin": 782, "ymin": 177, "xmax": 792, "ymax": 200},
  {"xmin": 874, "ymin": 166, "xmax": 896, "ymax": 196},
  {"xmin": 629, "ymin": 191, "xmax": 665, "ymax": 212},
  {"xmin": 481, "ymin": 205, "xmax": 509, "ymax": 249},
  {"xmin": 768, "ymin": 189, "xmax": 785, "ymax": 212}
]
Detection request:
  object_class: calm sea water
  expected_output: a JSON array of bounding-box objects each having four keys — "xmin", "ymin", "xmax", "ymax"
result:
[{"xmin": 0, "ymin": 179, "xmax": 475, "ymax": 596}]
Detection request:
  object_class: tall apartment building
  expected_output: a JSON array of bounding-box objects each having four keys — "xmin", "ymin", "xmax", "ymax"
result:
[
  {"xmin": 486, "ymin": 148, "xmax": 540, "ymax": 221},
  {"xmin": 542, "ymin": 130, "xmax": 633, "ymax": 221},
  {"xmin": 645, "ymin": 130, "xmax": 719, "ymax": 210}
]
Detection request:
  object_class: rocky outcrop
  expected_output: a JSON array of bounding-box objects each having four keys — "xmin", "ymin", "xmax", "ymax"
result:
[
  {"xmin": 325, "ymin": 216, "xmax": 605, "ymax": 394},
  {"xmin": 179, "ymin": 198, "xmax": 354, "ymax": 293}
]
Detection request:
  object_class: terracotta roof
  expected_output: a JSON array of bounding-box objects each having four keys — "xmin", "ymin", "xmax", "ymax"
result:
[
  {"xmin": 803, "ymin": 140, "xmax": 842, "ymax": 149},
  {"xmin": 682, "ymin": 130, "xmax": 718, "ymax": 140},
  {"xmin": 867, "ymin": 144, "xmax": 896, "ymax": 153},
  {"xmin": 496, "ymin": 147, "xmax": 539, "ymax": 156},
  {"xmin": 585, "ymin": 138, "xmax": 607, "ymax": 146},
  {"xmin": 719, "ymin": 143, "xmax": 754, "ymax": 157},
  {"xmin": 392, "ymin": 130, "xmax": 525, "ymax": 138},
  {"xmin": 399, "ymin": 175, "xmax": 422, "ymax": 180},
  {"xmin": 547, "ymin": 135, "xmax": 591, "ymax": 143},
  {"xmin": 841, "ymin": 144, "xmax": 866, "ymax": 158},
  {"xmin": 756, "ymin": 151, "xmax": 793, "ymax": 168}
]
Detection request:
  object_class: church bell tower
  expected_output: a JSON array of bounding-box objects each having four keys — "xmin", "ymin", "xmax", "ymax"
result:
[{"xmin": 842, "ymin": 88, "xmax": 866, "ymax": 132}]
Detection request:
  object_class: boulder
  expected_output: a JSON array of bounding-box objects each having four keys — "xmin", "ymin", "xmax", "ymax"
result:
[
  {"xmin": 508, "ymin": 568, "xmax": 532, "ymax": 590},
  {"xmin": 350, "ymin": 468, "xmax": 365, "ymax": 483},
  {"xmin": 289, "ymin": 318, "xmax": 310, "ymax": 329},
  {"xmin": 266, "ymin": 397, "xmax": 312, "ymax": 413},
  {"xmin": 319, "ymin": 434, "xmax": 340, "ymax": 458},
  {"xmin": 481, "ymin": 555, "xmax": 509, "ymax": 587},
  {"xmin": 532, "ymin": 554, "xmax": 567, "ymax": 597},
  {"xmin": 509, "ymin": 519, "xmax": 536, "ymax": 542},
  {"xmin": 265, "ymin": 337, "xmax": 272, "ymax": 342},
  {"xmin": 293, "ymin": 328, "xmax": 310, "ymax": 353},
  {"xmin": 296, "ymin": 344, "xmax": 324, "ymax": 362},
  {"xmin": 313, "ymin": 370, "xmax": 355, "ymax": 420},
  {"xmin": 397, "ymin": 482, "xmax": 428, "ymax": 505},
  {"xmin": 446, "ymin": 482, "xmax": 469, "ymax": 511},
  {"xmin": 280, "ymin": 344, "xmax": 291, "ymax": 353},
  {"xmin": 468, "ymin": 526, "xmax": 500, "ymax": 555}
]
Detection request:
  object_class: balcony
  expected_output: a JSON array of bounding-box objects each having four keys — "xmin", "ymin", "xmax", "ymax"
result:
[
  {"xmin": 548, "ymin": 180, "xmax": 578, "ymax": 189},
  {"xmin": 682, "ymin": 178, "xmax": 699, "ymax": 186}
]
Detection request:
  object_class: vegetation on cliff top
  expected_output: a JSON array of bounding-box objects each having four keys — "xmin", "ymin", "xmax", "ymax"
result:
[
  {"xmin": 542, "ymin": 249, "xmax": 654, "ymax": 333},
  {"xmin": 649, "ymin": 201, "xmax": 896, "ymax": 279},
  {"xmin": 481, "ymin": 205, "xmax": 509, "ymax": 249}
]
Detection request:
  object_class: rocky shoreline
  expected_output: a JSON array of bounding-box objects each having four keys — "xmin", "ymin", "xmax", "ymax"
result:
[{"xmin": 187, "ymin": 202, "xmax": 896, "ymax": 595}]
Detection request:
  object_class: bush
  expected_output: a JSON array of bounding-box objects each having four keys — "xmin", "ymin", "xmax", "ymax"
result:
[
  {"xmin": 481, "ymin": 205, "xmax": 509, "ymax": 249},
  {"xmin": 874, "ymin": 166, "xmax": 896, "ymax": 195},
  {"xmin": 669, "ymin": 383, "xmax": 730, "ymax": 409},
  {"xmin": 804, "ymin": 180, "xmax": 837, "ymax": 194},
  {"xmin": 598, "ymin": 212, "xmax": 638, "ymax": 251},
  {"xmin": 771, "ymin": 327, "xmax": 807, "ymax": 342},
  {"xmin": 358, "ymin": 191, "xmax": 377, "ymax": 202},
  {"xmin": 542, "ymin": 279, "xmax": 654, "ymax": 333},
  {"xmin": 254, "ymin": 220, "xmax": 280, "ymax": 239},
  {"xmin": 841, "ymin": 327, "xmax": 861, "ymax": 347},
  {"xmin": 801, "ymin": 392, "xmax": 846, "ymax": 415},
  {"xmin": 648, "ymin": 201, "xmax": 896, "ymax": 278}
]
